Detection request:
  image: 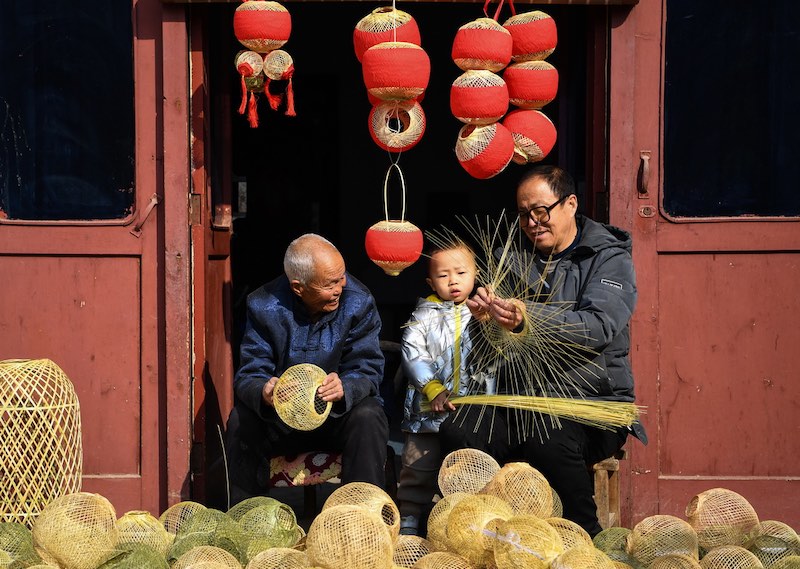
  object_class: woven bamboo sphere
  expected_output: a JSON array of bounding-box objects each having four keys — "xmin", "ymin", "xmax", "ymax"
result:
[
  {"xmin": 504, "ymin": 60, "xmax": 559, "ymax": 109},
  {"xmin": 455, "ymin": 122, "xmax": 515, "ymax": 179},
  {"xmin": 502, "ymin": 10, "xmax": 557, "ymax": 62},
  {"xmin": 0, "ymin": 522, "xmax": 42, "ymax": 567},
  {"xmin": 362, "ymin": 42, "xmax": 431, "ymax": 101},
  {"xmin": 438, "ymin": 448, "xmax": 501, "ymax": 496},
  {"xmin": 172, "ymin": 545, "xmax": 241, "ymax": 569},
  {"xmin": 593, "ymin": 527, "xmax": 639, "ymax": 566},
  {"xmin": 273, "ymin": 364, "xmax": 331, "ymax": 431},
  {"xmin": 748, "ymin": 520, "xmax": 800, "ymax": 568},
  {"xmin": 550, "ymin": 545, "xmax": 616, "ymax": 569},
  {"xmin": 231, "ymin": 497, "xmax": 302, "ymax": 558},
  {"xmin": 545, "ymin": 517, "xmax": 593, "ymax": 551},
  {"xmin": 393, "ymin": 534, "xmax": 433, "ymax": 568},
  {"xmin": 446, "ymin": 493, "xmax": 514, "ymax": 567},
  {"xmin": 168, "ymin": 508, "xmax": 247, "ymax": 565},
  {"xmin": 31, "ymin": 492, "xmax": 119, "ymax": 569},
  {"xmin": 0, "ymin": 359, "xmax": 82, "ymax": 527},
  {"xmin": 160, "ymin": 501, "xmax": 207, "ymax": 537},
  {"xmin": 305, "ymin": 504, "xmax": 394, "ymax": 569},
  {"xmin": 245, "ymin": 547, "xmax": 309, "ymax": 569},
  {"xmin": 233, "ymin": 1, "xmax": 291, "ymax": 53},
  {"xmin": 450, "ymin": 70, "xmax": 509, "ymax": 125},
  {"xmin": 628, "ymin": 515, "xmax": 699, "ymax": 567},
  {"xmin": 452, "ymin": 17, "xmax": 513, "ymax": 72},
  {"xmin": 698, "ymin": 545, "xmax": 763, "ymax": 569},
  {"xmin": 322, "ymin": 482, "xmax": 401, "ymax": 541},
  {"xmin": 685, "ymin": 488, "xmax": 760, "ymax": 549},
  {"xmin": 425, "ymin": 492, "xmax": 469, "ymax": 552},
  {"xmin": 235, "ymin": 50, "xmax": 264, "ymax": 79},
  {"xmin": 480, "ymin": 462, "xmax": 553, "ymax": 518},
  {"xmin": 412, "ymin": 551, "xmax": 473, "ymax": 569},
  {"xmin": 354, "ymin": 7, "xmax": 421, "ymax": 62},
  {"xmin": 117, "ymin": 510, "xmax": 173, "ymax": 555},
  {"xmin": 262, "ymin": 49, "xmax": 293, "ymax": 80},
  {"xmin": 365, "ymin": 220, "xmax": 424, "ymax": 276},
  {"xmin": 650, "ymin": 554, "xmax": 703, "ymax": 569},
  {"xmin": 369, "ymin": 100, "xmax": 426, "ymax": 153},
  {"xmin": 492, "ymin": 514, "xmax": 564, "ymax": 569},
  {"xmin": 502, "ymin": 109, "xmax": 557, "ymax": 164},
  {"xmin": 96, "ymin": 542, "xmax": 170, "ymax": 568},
  {"xmin": 771, "ymin": 556, "xmax": 800, "ymax": 569}
]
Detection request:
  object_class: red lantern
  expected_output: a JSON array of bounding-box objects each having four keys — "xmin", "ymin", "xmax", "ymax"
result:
[
  {"xmin": 450, "ymin": 70, "xmax": 509, "ymax": 125},
  {"xmin": 504, "ymin": 60, "xmax": 558, "ymax": 109},
  {"xmin": 455, "ymin": 122, "xmax": 515, "ymax": 180},
  {"xmin": 234, "ymin": 50, "xmax": 264, "ymax": 120},
  {"xmin": 234, "ymin": 1, "xmax": 292, "ymax": 54},
  {"xmin": 503, "ymin": 10, "xmax": 557, "ymax": 62},
  {"xmin": 502, "ymin": 109, "xmax": 557, "ymax": 164},
  {"xmin": 362, "ymin": 42, "xmax": 430, "ymax": 101},
  {"xmin": 365, "ymin": 220, "xmax": 423, "ymax": 276},
  {"xmin": 369, "ymin": 101, "xmax": 426, "ymax": 153},
  {"xmin": 354, "ymin": 7, "xmax": 421, "ymax": 63},
  {"xmin": 452, "ymin": 17, "xmax": 513, "ymax": 73}
]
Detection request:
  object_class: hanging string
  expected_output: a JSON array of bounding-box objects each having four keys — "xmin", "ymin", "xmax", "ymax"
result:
[
  {"xmin": 382, "ymin": 162, "xmax": 407, "ymax": 222},
  {"xmin": 392, "ymin": 0, "xmax": 398, "ymax": 42},
  {"xmin": 483, "ymin": 0, "xmax": 516, "ymax": 21}
]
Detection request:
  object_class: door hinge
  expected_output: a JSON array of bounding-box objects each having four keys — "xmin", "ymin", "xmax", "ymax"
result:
[{"xmin": 190, "ymin": 194, "xmax": 202, "ymax": 226}]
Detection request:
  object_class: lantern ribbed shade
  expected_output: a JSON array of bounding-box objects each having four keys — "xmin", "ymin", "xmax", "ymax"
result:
[
  {"xmin": 452, "ymin": 18, "xmax": 513, "ymax": 72},
  {"xmin": 503, "ymin": 10, "xmax": 558, "ymax": 62},
  {"xmin": 362, "ymin": 42, "xmax": 430, "ymax": 101},
  {"xmin": 450, "ymin": 70, "xmax": 509, "ymax": 125},
  {"xmin": 369, "ymin": 100, "xmax": 426, "ymax": 153},
  {"xmin": 455, "ymin": 123, "xmax": 515, "ymax": 180},
  {"xmin": 354, "ymin": 7, "xmax": 421, "ymax": 62},
  {"xmin": 234, "ymin": 1, "xmax": 291, "ymax": 53},
  {"xmin": 502, "ymin": 109, "xmax": 557, "ymax": 164},
  {"xmin": 365, "ymin": 220, "xmax": 423, "ymax": 276},
  {"xmin": 504, "ymin": 60, "xmax": 559, "ymax": 109}
]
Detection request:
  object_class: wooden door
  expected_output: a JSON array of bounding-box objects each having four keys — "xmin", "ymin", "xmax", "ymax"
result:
[{"xmin": 609, "ymin": 0, "xmax": 800, "ymax": 527}]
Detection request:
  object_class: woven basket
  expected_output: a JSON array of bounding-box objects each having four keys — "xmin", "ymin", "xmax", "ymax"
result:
[
  {"xmin": 273, "ymin": 364, "xmax": 331, "ymax": 431},
  {"xmin": 0, "ymin": 359, "xmax": 82, "ymax": 527}
]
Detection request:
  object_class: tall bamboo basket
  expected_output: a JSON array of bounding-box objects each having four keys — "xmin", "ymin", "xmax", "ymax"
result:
[{"xmin": 0, "ymin": 359, "xmax": 83, "ymax": 527}]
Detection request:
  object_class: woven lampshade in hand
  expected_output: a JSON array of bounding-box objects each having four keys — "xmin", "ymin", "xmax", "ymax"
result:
[{"xmin": 273, "ymin": 364, "xmax": 331, "ymax": 431}]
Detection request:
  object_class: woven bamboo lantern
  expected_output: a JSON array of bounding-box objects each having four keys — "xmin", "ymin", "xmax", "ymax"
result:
[
  {"xmin": 446, "ymin": 494, "xmax": 513, "ymax": 567},
  {"xmin": 685, "ymin": 488, "xmax": 760, "ymax": 549},
  {"xmin": 502, "ymin": 109, "xmax": 557, "ymax": 164},
  {"xmin": 627, "ymin": 515, "xmax": 699, "ymax": 567},
  {"xmin": 362, "ymin": 42, "xmax": 430, "ymax": 101},
  {"xmin": 480, "ymin": 462, "xmax": 554, "ymax": 518},
  {"xmin": 455, "ymin": 122, "xmax": 515, "ymax": 179},
  {"xmin": 262, "ymin": 49, "xmax": 296, "ymax": 116},
  {"xmin": 272, "ymin": 363, "xmax": 331, "ymax": 431},
  {"xmin": 450, "ymin": 70, "xmax": 509, "ymax": 125},
  {"xmin": 116, "ymin": 510, "xmax": 173, "ymax": 555},
  {"xmin": 306, "ymin": 504, "xmax": 394, "ymax": 569},
  {"xmin": 452, "ymin": 17, "xmax": 513, "ymax": 72},
  {"xmin": 354, "ymin": 7, "xmax": 421, "ymax": 62},
  {"xmin": 233, "ymin": 1, "xmax": 291, "ymax": 54},
  {"xmin": 235, "ymin": 50, "xmax": 264, "ymax": 117},
  {"xmin": 322, "ymin": 482, "xmax": 400, "ymax": 542},
  {"xmin": 503, "ymin": 10, "xmax": 557, "ymax": 62},
  {"xmin": 369, "ymin": 100, "xmax": 426, "ymax": 153},
  {"xmin": 504, "ymin": 60, "xmax": 559, "ymax": 109},
  {"xmin": 0, "ymin": 359, "xmax": 82, "ymax": 527},
  {"xmin": 493, "ymin": 515, "xmax": 564, "ymax": 569}
]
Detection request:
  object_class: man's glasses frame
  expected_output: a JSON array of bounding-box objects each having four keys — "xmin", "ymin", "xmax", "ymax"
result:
[{"xmin": 517, "ymin": 194, "xmax": 569, "ymax": 224}]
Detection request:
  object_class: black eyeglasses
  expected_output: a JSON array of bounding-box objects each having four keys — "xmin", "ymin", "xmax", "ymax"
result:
[{"xmin": 517, "ymin": 195, "xmax": 569, "ymax": 224}]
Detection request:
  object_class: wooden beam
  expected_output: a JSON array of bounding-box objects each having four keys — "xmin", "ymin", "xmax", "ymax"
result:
[{"xmin": 163, "ymin": 0, "xmax": 638, "ymax": 5}]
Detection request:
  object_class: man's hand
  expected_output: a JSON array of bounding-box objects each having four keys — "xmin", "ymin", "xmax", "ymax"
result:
[
  {"xmin": 261, "ymin": 376, "xmax": 279, "ymax": 407},
  {"xmin": 317, "ymin": 372, "xmax": 345, "ymax": 402},
  {"xmin": 466, "ymin": 286, "xmax": 495, "ymax": 322},
  {"xmin": 467, "ymin": 286, "xmax": 524, "ymax": 331},
  {"xmin": 430, "ymin": 390, "xmax": 456, "ymax": 413}
]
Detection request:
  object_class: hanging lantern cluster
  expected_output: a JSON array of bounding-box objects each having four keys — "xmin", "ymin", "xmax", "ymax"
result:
[
  {"xmin": 233, "ymin": 0, "xmax": 296, "ymax": 128},
  {"xmin": 450, "ymin": 7, "xmax": 558, "ymax": 178},
  {"xmin": 355, "ymin": 6, "xmax": 430, "ymax": 154}
]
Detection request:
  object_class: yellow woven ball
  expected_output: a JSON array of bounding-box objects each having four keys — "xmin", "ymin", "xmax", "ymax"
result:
[
  {"xmin": 686, "ymin": 488, "xmax": 760, "ymax": 549},
  {"xmin": 480, "ymin": 462, "xmax": 553, "ymax": 517},
  {"xmin": 438, "ymin": 448, "xmax": 501, "ymax": 496},
  {"xmin": 492, "ymin": 514, "xmax": 564, "ymax": 569},
  {"xmin": 321, "ymin": 482, "xmax": 400, "ymax": 542},
  {"xmin": 445, "ymin": 493, "xmax": 513, "ymax": 567},
  {"xmin": 305, "ymin": 504, "xmax": 393, "ymax": 569},
  {"xmin": 628, "ymin": 515, "xmax": 699, "ymax": 567},
  {"xmin": 273, "ymin": 364, "xmax": 331, "ymax": 431},
  {"xmin": 117, "ymin": 510, "xmax": 173, "ymax": 555},
  {"xmin": 426, "ymin": 492, "xmax": 469, "ymax": 552}
]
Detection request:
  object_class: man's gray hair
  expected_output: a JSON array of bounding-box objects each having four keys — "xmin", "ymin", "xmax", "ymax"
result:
[{"xmin": 284, "ymin": 233, "xmax": 337, "ymax": 285}]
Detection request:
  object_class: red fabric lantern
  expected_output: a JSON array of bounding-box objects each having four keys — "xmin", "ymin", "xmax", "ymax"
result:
[
  {"xmin": 234, "ymin": 50, "xmax": 264, "ymax": 122},
  {"xmin": 362, "ymin": 42, "xmax": 430, "ymax": 101},
  {"xmin": 451, "ymin": 17, "xmax": 513, "ymax": 73},
  {"xmin": 455, "ymin": 122, "xmax": 515, "ymax": 180},
  {"xmin": 450, "ymin": 70, "xmax": 509, "ymax": 125},
  {"xmin": 354, "ymin": 7, "xmax": 421, "ymax": 63},
  {"xmin": 503, "ymin": 10, "xmax": 557, "ymax": 62},
  {"xmin": 234, "ymin": 1, "xmax": 292, "ymax": 54},
  {"xmin": 369, "ymin": 101, "xmax": 426, "ymax": 153},
  {"xmin": 504, "ymin": 60, "xmax": 558, "ymax": 109},
  {"xmin": 365, "ymin": 220, "xmax": 423, "ymax": 276},
  {"xmin": 502, "ymin": 109, "xmax": 557, "ymax": 164}
]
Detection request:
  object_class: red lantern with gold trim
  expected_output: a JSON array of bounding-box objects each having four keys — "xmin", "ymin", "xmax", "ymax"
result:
[
  {"xmin": 450, "ymin": 70, "xmax": 509, "ymax": 125},
  {"xmin": 452, "ymin": 17, "xmax": 513, "ymax": 73},
  {"xmin": 504, "ymin": 60, "xmax": 558, "ymax": 109},
  {"xmin": 354, "ymin": 7, "xmax": 421, "ymax": 63},
  {"xmin": 502, "ymin": 109, "xmax": 557, "ymax": 164},
  {"xmin": 503, "ymin": 10, "xmax": 557, "ymax": 62},
  {"xmin": 362, "ymin": 42, "xmax": 431, "ymax": 101},
  {"xmin": 455, "ymin": 122, "xmax": 515, "ymax": 180},
  {"xmin": 234, "ymin": 1, "xmax": 292, "ymax": 54}
]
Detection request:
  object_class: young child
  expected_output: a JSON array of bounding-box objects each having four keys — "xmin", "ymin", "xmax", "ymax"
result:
[{"xmin": 397, "ymin": 241, "xmax": 492, "ymax": 535}]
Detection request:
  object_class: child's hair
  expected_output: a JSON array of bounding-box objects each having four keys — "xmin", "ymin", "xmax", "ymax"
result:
[{"xmin": 424, "ymin": 239, "xmax": 477, "ymax": 270}]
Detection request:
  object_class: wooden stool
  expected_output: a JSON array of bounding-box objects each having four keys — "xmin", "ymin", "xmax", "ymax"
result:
[{"xmin": 592, "ymin": 448, "xmax": 627, "ymax": 529}]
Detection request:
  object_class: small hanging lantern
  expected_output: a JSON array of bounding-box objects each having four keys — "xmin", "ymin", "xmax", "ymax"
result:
[
  {"xmin": 234, "ymin": 50, "xmax": 264, "ymax": 119},
  {"xmin": 362, "ymin": 42, "xmax": 430, "ymax": 102},
  {"xmin": 455, "ymin": 122, "xmax": 515, "ymax": 180},
  {"xmin": 502, "ymin": 109, "xmax": 557, "ymax": 164},
  {"xmin": 451, "ymin": 18, "xmax": 513, "ymax": 73},
  {"xmin": 365, "ymin": 164, "xmax": 423, "ymax": 276},
  {"xmin": 234, "ymin": 1, "xmax": 292, "ymax": 54},
  {"xmin": 263, "ymin": 49, "xmax": 296, "ymax": 116},
  {"xmin": 503, "ymin": 10, "xmax": 557, "ymax": 62},
  {"xmin": 450, "ymin": 70, "xmax": 509, "ymax": 125},
  {"xmin": 504, "ymin": 60, "xmax": 558, "ymax": 109},
  {"xmin": 354, "ymin": 6, "xmax": 421, "ymax": 63},
  {"xmin": 242, "ymin": 74, "xmax": 266, "ymax": 128},
  {"xmin": 369, "ymin": 100, "xmax": 426, "ymax": 153}
]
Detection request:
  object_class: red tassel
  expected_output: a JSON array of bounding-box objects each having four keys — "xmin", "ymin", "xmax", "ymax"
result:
[
  {"xmin": 285, "ymin": 77, "xmax": 296, "ymax": 117},
  {"xmin": 247, "ymin": 91, "xmax": 259, "ymax": 128},
  {"xmin": 238, "ymin": 76, "xmax": 248, "ymax": 115},
  {"xmin": 264, "ymin": 78, "xmax": 283, "ymax": 111}
]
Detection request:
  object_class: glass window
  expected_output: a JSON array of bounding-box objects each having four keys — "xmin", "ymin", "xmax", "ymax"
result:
[
  {"xmin": 0, "ymin": 3, "xmax": 135, "ymax": 221},
  {"xmin": 664, "ymin": 1, "xmax": 800, "ymax": 218}
]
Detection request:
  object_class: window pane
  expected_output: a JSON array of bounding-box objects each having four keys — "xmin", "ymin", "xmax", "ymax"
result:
[
  {"xmin": 0, "ymin": 2, "xmax": 135, "ymax": 220},
  {"xmin": 664, "ymin": 1, "xmax": 800, "ymax": 218}
]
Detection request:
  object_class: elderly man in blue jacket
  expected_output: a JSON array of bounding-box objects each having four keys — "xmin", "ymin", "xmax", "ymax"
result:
[{"xmin": 225, "ymin": 233, "xmax": 388, "ymax": 504}]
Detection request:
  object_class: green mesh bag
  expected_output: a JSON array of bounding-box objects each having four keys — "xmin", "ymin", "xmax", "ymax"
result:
[
  {"xmin": 228, "ymin": 496, "xmax": 302, "ymax": 561},
  {"xmin": 0, "ymin": 522, "xmax": 42, "ymax": 568},
  {"xmin": 168, "ymin": 508, "xmax": 247, "ymax": 565},
  {"xmin": 95, "ymin": 543, "xmax": 169, "ymax": 569}
]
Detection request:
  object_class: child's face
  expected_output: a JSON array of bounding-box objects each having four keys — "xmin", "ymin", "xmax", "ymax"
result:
[{"xmin": 426, "ymin": 247, "xmax": 477, "ymax": 304}]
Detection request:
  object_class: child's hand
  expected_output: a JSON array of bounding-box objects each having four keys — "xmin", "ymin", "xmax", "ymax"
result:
[{"xmin": 430, "ymin": 390, "xmax": 456, "ymax": 413}]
